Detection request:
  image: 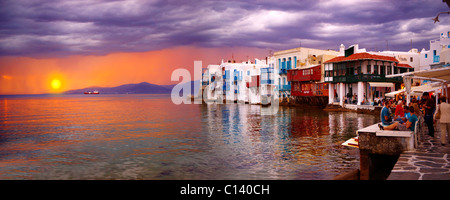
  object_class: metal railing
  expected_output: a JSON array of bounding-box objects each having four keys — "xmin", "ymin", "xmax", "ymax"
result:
[
  {"xmin": 329, "ymin": 74, "xmax": 402, "ymax": 83},
  {"xmin": 277, "ymin": 85, "xmax": 291, "ymax": 91}
]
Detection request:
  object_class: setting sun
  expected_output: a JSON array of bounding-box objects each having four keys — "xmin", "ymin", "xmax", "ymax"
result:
[{"xmin": 51, "ymin": 79, "xmax": 61, "ymax": 90}]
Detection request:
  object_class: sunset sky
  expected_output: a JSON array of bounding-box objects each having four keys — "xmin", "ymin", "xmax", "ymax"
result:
[{"xmin": 0, "ymin": 0, "xmax": 449, "ymax": 94}]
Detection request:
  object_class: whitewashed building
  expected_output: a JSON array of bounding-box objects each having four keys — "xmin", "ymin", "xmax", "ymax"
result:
[
  {"xmin": 201, "ymin": 58, "xmax": 269, "ymax": 104},
  {"xmin": 420, "ymin": 31, "xmax": 450, "ymax": 70},
  {"xmin": 260, "ymin": 56, "xmax": 277, "ymax": 104}
]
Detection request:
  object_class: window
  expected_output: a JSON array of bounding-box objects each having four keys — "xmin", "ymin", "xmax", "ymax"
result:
[
  {"xmin": 410, "ymin": 57, "xmax": 413, "ymax": 62},
  {"xmin": 294, "ymin": 83, "xmax": 300, "ymax": 91},
  {"xmin": 434, "ymin": 50, "xmax": 437, "ymax": 55},
  {"xmin": 247, "ymin": 71, "xmax": 250, "ymax": 75},
  {"xmin": 374, "ymin": 65, "xmax": 378, "ymax": 75},
  {"xmin": 367, "ymin": 64, "xmax": 371, "ymax": 74},
  {"xmin": 287, "ymin": 57, "xmax": 292, "ymax": 69},
  {"xmin": 425, "ymin": 54, "xmax": 428, "ymax": 58}
]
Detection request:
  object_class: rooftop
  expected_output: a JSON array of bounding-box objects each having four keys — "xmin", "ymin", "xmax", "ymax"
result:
[
  {"xmin": 324, "ymin": 52, "xmax": 399, "ymax": 63},
  {"xmin": 397, "ymin": 63, "xmax": 413, "ymax": 68}
]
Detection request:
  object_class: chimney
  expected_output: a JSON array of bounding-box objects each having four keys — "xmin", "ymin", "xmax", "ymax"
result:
[{"xmin": 339, "ymin": 44, "xmax": 345, "ymax": 55}]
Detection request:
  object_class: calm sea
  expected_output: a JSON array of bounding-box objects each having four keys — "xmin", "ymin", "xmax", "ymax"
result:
[{"xmin": 0, "ymin": 94, "xmax": 377, "ymax": 180}]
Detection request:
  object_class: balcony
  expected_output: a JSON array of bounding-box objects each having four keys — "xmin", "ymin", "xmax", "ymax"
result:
[
  {"xmin": 261, "ymin": 79, "xmax": 274, "ymax": 85},
  {"xmin": 279, "ymin": 68, "xmax": 288, "ymax": 74},
  {"xmin": 326, "ymin": 74, "xmax": 403, "ymax": 83},
  {"xmin": 279, "ymin": 61, "xmax": 290, "ymax": 74},
  {"xmin": 278, "ymin": 85, "xmax": 291, "ymax": 91},
  {"xmin": 261, "ymin": 68, "xmax": 274, "ymax": 73}
]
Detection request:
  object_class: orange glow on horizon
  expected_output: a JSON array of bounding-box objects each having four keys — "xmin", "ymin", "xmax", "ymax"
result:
[{"xmin": 0, "ymin": 46, "xmax": 268, "ymax": 95}]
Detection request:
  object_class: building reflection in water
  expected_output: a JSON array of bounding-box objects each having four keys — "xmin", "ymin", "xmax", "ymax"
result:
[
  {"xmin": 200, "ymin": 103, "xmax": 378, "ymax": 179},
  {"xmin": 0, "ymin": 94, "xmax": 378, "ymax": 180}
]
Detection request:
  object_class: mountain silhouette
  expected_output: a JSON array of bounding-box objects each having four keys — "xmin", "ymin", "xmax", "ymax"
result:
[{"xmin": 64, "ymin": 81, "xmax": 199, "ymax": 95}]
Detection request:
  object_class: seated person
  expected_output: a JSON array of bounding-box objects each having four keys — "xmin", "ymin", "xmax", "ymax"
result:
[
  {"xmin": 394, "ymin": 100, "xmax": 404, "ymax": 118},
  {"xmin": 379, "ymin": 106, "xmax": 418, "ymax": 131},
  {"xmin": 394, "ymin": 105, "xmax": 410, "ymax": 124},
  {"xmin": 380, "ymin": 100, "xmax": 395, "ymax": 126},
  {"xmin": 400, "ymin": 106, "xmax": 411, "ymax": 123}
]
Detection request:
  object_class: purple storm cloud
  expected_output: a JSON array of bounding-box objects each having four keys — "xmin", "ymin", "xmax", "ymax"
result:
[{"xmin": 0, "ymin": 0, "xmax": 449, "ymax": 57}]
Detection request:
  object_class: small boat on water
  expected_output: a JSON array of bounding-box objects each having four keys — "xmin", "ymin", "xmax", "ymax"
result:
[
  {"xmin": 84, "ymin": 90, "xmax": 100, "ymax": 94},
  {"xmin": 342, "ymin": 136, "xmax": 359, "ymax": 148}
]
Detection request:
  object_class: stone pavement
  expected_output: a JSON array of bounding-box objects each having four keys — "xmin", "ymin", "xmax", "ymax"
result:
[{"xmin": 388, "ymin": 132, "xmax": 450, "ymax": 180}]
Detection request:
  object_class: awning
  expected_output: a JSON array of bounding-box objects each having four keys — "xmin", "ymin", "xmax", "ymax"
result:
[
  {"xmin": 385, "ymin": 89, "xmax": 405, "ymax": 97},
  {"xmin": 413, "ymin": 67, "xmax": 450, "ymax": 81},
  {"xmin": 385, "ymin": 89, "xmax": 423, "ymax": 97},
  {"xmin": 385, "ymin": 67, "xmax": 450, "ymax": 104},
  {"xmin": 411, "ymin": 83, "xmax": 450, "ymax": 93},
  {"xmin": 386, "ymin": 67, "xmax": 450, "ymax": 82},
  {"xmin": 384, "ymin": 83, "xmax": 449, "ymax": 97},
  {"xmin": 369, "ymin": 82, "xmax": 394, "ymax": 87}
]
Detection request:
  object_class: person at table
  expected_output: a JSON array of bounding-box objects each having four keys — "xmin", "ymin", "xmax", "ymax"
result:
[
  {"xmin": 379, "ymin": 100, "xmax": 398, "ymax": 129},
  {"xmin": 379, "ymin": 106, "xmax": 418, "ymax": 131},
  {"xmin": 394, "ymin": 100, "xmax": 404, "ymax": 120}
]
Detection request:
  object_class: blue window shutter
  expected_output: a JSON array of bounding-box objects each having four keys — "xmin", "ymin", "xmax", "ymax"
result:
[{"xmin": 294, "ymin": 56, "xmax": 297, "ymax": 68}]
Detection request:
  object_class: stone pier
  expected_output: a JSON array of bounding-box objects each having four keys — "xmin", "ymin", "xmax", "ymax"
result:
[{"xmin": 357, "ymin": 124, "xmax": 415, "ymax": 180}]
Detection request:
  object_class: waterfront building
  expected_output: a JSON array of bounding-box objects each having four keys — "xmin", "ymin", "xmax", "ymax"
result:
[
  {"xmin": 201, "ymin": 58, "xmax": 268, "ymax": 104},
  {"xmin": 272, "ymin": 47, "xmax": 340, "ymax": 100},
  {"xmin": 242, "ymin": 61, "xmax": 259, "ymax": 104},
  {"xmin": 201, "ymin": 64, "xmax": 223, "ymax": 102},
  {"xmin": 324, "ymin": 44, "xmax": 414, "ymax": 106},
  {"xmin": 260, "ymin": 56, "xmax": 277, "ymax": 104},
  {"xmin": 201, "ymin": 32, "xmax": 449, "ymax": 106},
  {"xmin": 287, "ymin": 65, "xmax": 329, "ymax": 105}
]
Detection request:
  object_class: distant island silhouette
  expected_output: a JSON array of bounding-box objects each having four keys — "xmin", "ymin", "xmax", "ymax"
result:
[{"xmin": 64, "ymin": 80, "xmax": 199, "ymax": 95}]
